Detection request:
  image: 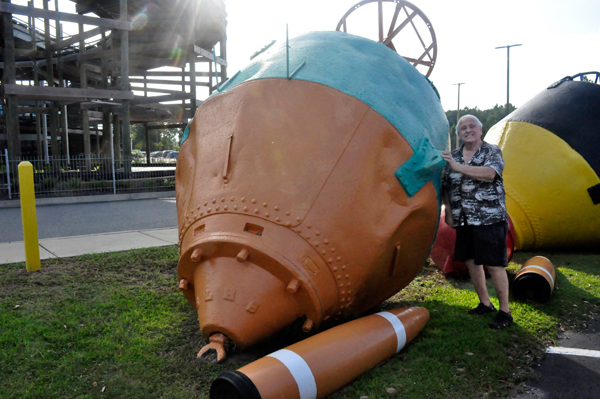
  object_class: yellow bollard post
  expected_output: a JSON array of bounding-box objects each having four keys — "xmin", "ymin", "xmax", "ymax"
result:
[{"xmin": 18, "ymin": 161, "xmax": 41, "ymax": 272}]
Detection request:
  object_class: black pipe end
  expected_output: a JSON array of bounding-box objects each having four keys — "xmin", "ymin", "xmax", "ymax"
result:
[
  {"xmin": 513, "ymin": 273, "xmax": 553, "ymax": 303},
  {"xmin": 210, "ymin": 371, "xmax": 261, "ymax": 399}
]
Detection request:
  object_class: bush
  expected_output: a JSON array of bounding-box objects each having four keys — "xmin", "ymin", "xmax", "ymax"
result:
[
  {"xmin": 117, "ymin": 180, "xmax": 132, "ymax": 189},
  {"xmin": 131, "ymin": 150, "xmax": 146, "ymax": 162},
  {"xmin": 37, "ymin": 177, "xmax": 57, "ymax": 190},
  {"xmin": 142, "ymin": 179, "xmax": 156, "ymax": 188},
  {"xmin": 92, "ymin": 180, "xmax": 110, "ymax": 189},
  {"xmin": 164, "ymin": 178, "xmax": 175, "ymax": 189},
  {"xmin": 67, "ymin": 177, "xmax": 83, "ymax": 190}
]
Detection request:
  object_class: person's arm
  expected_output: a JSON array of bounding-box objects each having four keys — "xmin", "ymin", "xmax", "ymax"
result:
[
  {"xmin": 441, "ymin": 151, "xmax": 497, "ymax": 181},
  {"xmin": 442, "ymin": 191, "xmax": 453, "ymax": 226}
]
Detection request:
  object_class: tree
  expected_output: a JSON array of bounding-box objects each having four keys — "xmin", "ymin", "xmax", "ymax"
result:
[
  {"xmin": 131, "ymin": 124, "xmax": 182, "ymax": 153},
  {"xmin": 446, "ymin": 103, "xmax": 516, "ymax": 144}
]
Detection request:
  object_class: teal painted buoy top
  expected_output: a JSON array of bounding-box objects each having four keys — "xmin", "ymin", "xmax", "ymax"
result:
[{"xmin": 183, "ymin": 31, "xmax": 449, "ymax": 197}]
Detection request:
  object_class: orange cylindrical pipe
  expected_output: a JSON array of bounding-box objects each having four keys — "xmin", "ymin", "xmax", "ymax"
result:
[
  {"xmin": 512, "ymin": 256, "xmax": 555, "ymax": 302},
  {"xmin": 210, "ymin": 307, "xmax": 429, "ymax": 399}
]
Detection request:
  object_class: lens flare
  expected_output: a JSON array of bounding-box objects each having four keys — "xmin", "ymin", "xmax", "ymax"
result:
[
  {"xmin": 131, "ymin": 12, "xmax": 148, "ymax": 30},
  {"xmin": 173, "ymin": 107, "xmax": 185, "ymax": 123},
  {"xmin": 170, "ymin": 36, "xmax": 183, "ymax": 67},
  {"xmin": 131, "ymin": 3, "xmax": 157, "ymax": 30}
]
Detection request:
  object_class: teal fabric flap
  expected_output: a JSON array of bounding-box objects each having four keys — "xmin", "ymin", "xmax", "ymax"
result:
[
  {"xmin": 395, "ymin": 137, "xmax": 447, "ymax": 197},
  {"xmin": 212, "ymin": 31, "xmax": 448, "ymax": 154},
  {"xmin": 180, "ymin": 119, "xmax": 192, "ymax": 146}
]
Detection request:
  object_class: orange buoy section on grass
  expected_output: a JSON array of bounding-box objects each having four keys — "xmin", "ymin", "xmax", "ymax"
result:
[
  {"xmin": 210, "ymin": 307, "xmax": 429, "ymax": 399},
  {"xmin": 512, "ymin": 256, "xmax": 555, "ymax": 302}
]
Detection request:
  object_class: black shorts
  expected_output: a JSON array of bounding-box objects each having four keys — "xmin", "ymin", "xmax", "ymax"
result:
[{"xmin": 454, "ymin": 221, "xmax": 508, "ymax": 267}]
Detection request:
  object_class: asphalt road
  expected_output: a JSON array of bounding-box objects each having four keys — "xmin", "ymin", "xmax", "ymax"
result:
[{"xmin": 0, "ymin": 198, "xmax": 177, "ymax": 243}]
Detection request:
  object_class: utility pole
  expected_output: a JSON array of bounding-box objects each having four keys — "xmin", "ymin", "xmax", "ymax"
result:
[
  {"xmin": 453, "ymin": 82, "xmax": 465, "ymax": 149},
  {"xmin": 495, "ymin": 44, "xmax": 522, "ymax": 116}
]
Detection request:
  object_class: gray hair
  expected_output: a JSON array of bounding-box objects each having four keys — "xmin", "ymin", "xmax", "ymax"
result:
[{"xmin": 457, "ymin": 114, "xmax": 483, "ymax": 130}]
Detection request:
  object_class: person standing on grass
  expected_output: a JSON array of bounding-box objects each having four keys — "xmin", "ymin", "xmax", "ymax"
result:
[{"xmin": 441, "ymin": 114, "xmax": 513, "ymax": 330}]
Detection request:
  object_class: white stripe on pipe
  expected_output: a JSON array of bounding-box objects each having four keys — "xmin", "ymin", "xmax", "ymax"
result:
[
  {"xmin": 520, "ymin": 265, "xmax": 554, "ymax": 286},
  {"xmin": 375, "ymin": 311, "xmax": 407, "ymax": 353},
  {"xmin": 268, "ymin": 349, "xmax": 317, "ymax": 399},
  {"xmin": 547, "ymin": 347, "xmax": 600, "ymax": 358}
]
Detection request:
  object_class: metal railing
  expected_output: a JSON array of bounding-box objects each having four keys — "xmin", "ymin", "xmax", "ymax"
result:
[{"xmin": 1, "ymin": 149, "xmax": 176, "ymax": 200}]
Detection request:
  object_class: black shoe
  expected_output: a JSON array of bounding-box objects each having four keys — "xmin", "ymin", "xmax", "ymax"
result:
[
  {"xmin": 467, "ymin": 302, "xmax": 497, "ymax": 315},
  {"xmin": 489, "ymin": 310, "xmax": 513, "ymax": 330}
]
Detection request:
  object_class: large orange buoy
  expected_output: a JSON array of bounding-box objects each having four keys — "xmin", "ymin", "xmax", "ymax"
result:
[
  {"xmin": 176, "ymin": 31, "xmax": 448, "ymax": 358},
  {"xmin": 210, "ymin": 307, "xmax": 429, "ymax": 399},
  {"xmin": 512, "ymin": 256, "xmax": 555, "ymax": 302}
]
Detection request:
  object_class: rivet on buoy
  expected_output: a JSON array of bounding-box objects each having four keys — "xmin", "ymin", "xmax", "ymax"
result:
[
  {"xmin": 286, "ymin": 279, "xmax": 300, "ymax": 294},
  {"xmin": 236, "ymin": 248, "xmax": 250, "ymax": 263},
  {"xmin": 191, "ymin": 248, "xmax": 203, "ymax": 263},
  {"xmin": 302, "ymin": 318, "xmax": 314, "ymax": 332},
  {"xmin": 179, "ymin": 278, "xmax": 188, "ymax": 291}
]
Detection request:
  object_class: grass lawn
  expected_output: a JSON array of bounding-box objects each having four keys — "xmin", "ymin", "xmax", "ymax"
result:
[{"xmin": 1, "ymin": 247, "xmax": 599, "ymax": 398}]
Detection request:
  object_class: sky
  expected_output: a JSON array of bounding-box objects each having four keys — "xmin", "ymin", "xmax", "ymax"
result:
[
  {"xmin": 223, "ymin": 0, "xmax": 600, "ymax": 112},
  {"xmin": 13, "ymin": 0, "xmax": 600, "ymax": 112}
]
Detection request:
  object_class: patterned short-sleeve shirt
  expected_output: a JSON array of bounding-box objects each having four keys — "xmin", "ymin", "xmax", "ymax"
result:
[{"xmin": 442, "ymin": 142, "xmax": 507, "ymax": 227}]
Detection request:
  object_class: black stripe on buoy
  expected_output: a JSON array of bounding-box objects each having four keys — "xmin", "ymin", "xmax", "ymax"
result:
[
  {"xmin": 588, "ymin": 183, "xmax": 600, "ymax": 205},
  {"xmin": 210, "ymin": 371, "xmax": 262, "ymax": 399},
  {"xmin": 505, "ymin": 79, "xmax": 600, "ymax": 175}
]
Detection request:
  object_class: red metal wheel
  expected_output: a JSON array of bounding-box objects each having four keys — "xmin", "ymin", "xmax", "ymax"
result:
[{"xmin": 336, "ymin": 0, "xmax": 438, "ymax": 77}]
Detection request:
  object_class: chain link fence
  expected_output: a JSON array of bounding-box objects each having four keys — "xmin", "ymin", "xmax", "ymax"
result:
[{"xmin": 1, "ymin": 149, "xmax": 176, "ymax": 201}]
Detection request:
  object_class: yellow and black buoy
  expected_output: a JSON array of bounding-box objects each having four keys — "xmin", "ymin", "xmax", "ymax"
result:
[{"xmin": 485, "ymin": 73, "xmax": 600, "ymax": 251}]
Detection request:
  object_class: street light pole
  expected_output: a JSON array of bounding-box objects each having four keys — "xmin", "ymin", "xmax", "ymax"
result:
[
  {"xmin": 495, "ymin": 44, "xmax": 522, "ymax": 116},
  {"xmin": 453, "ymin": 82, "xmax": 465, "ymax": 149}
]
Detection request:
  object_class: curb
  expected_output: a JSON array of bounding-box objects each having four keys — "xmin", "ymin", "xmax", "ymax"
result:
[{"xmin": 0, "ymin": 191, "xmax": 176, "ymax": 209}]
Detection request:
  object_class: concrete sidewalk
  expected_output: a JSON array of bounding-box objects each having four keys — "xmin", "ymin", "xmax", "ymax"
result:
[{"xmin": 0, "ymin": 227, "xmax": 178, "ymax": 264}]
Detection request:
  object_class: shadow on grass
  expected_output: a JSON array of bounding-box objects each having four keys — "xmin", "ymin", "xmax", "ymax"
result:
[
  {"xmin": 328, "ymin": 298, "xmax": 542, "ymax": 399},
  {"xmin": 441, "ymin": 252, "xmax": 600, "ymax": 330}
]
